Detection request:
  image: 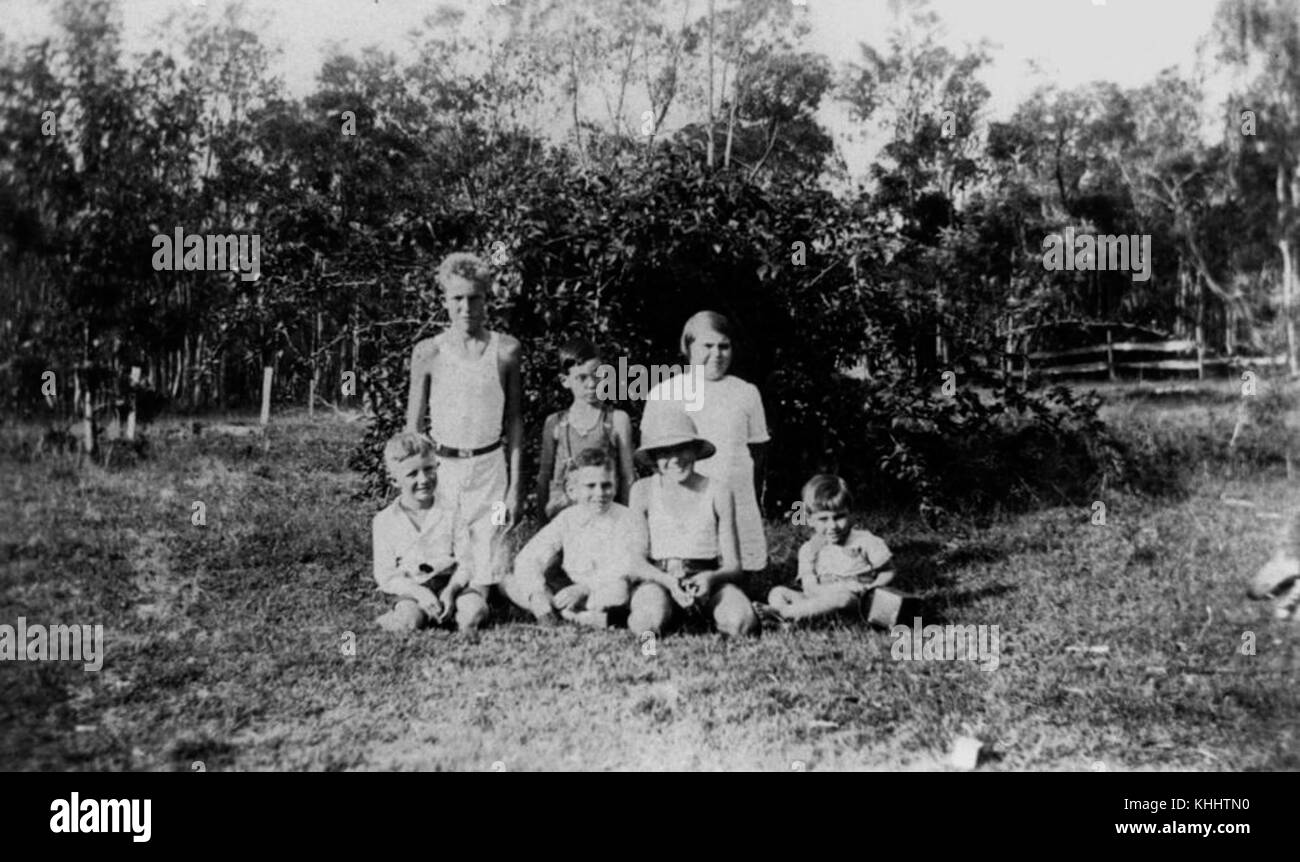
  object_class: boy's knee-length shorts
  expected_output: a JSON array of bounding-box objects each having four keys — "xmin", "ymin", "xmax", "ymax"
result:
[{"xmin": 436, "ymin": 449, "xmax": 509, "ymax": 587}]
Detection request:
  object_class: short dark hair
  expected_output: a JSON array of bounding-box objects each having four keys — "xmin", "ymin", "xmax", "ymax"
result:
[
  {"xmin": 568, "ymin": 446, "xmax": 615, "ymax": 475},
  {"xmin": 557, "ymin": 337, "xmax": 601, "ymax": 372},
  {"xmin": 802, "ymin": 474, "xmax": 853, "ymax": 514}
]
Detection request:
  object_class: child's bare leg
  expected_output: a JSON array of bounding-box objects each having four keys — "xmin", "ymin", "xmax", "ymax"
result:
[
  {"xmin": 378, "ymin": 599, "xmax": 427, "ymax": 633},
  {"xmin": 587, "ymin": 578, "xmax": 632, "ymax": 612},
  {"xmin": 629, "ymin": 583, "xmax": 673, "ymax": 636},
  {"xmin": 557, "ymin": 578, "xmax": 633, "ymax": 628},
  {"xmin": 777, "ymin": 586, "xmax": 859, "ymax": 621},
  {"xmin": 707, "ymin": 584, "xmax": 758, "ymax": 637},
  {"xmin": 500, "ymin": 573, "xmax": 556, "ymax": 621},
  {"xmin": 767, "ymin": 586, "xmax": 801, "ymax": 611},
  {"xmin": 454, "ymin": 589, "xmax": 489, "ymax": 633}
]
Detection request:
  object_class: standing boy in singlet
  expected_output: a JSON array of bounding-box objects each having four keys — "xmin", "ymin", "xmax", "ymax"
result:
[{"xmin": 404, "ymin": 253, "xmax": 525, "ymax": 620}]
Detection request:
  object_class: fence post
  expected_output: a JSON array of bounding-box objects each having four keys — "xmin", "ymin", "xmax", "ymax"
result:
[
  {"xmin": 80, "ymin": 381, "xmax": 95, "ymax": 454},
  {"xmin": 260, "ymin": 366, "xmax": 273, "ymax": 426},
  {"xmin": 1195, "ymin": 321, "xmax": 1205, "ymax": 381},
  {"xmin": 126, "ymin": 366, "xmax": 140, "ymax": 441},
  {"xmin": 1106, "ymin": 328, "xmax": 1116, "ymax": 382}
]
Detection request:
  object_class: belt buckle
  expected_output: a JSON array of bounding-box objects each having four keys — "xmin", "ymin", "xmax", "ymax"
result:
[{"xmin": 457, "ymin": 448, "xmax": 472, "ymax": 459}]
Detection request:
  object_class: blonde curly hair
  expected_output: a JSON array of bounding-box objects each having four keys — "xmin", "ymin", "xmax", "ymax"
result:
[{"xmin": 436, "ymin": 252, "xmax": 493, "ymax": 292}]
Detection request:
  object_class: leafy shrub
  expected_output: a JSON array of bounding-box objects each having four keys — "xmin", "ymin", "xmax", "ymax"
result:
[
  {"xmin": 347, "ymin": 150, "xmax": 1154, "ymax": 521},
  {"xmin": 783, "ymin": 380, "xmax": 1127, "ymax": 519}
]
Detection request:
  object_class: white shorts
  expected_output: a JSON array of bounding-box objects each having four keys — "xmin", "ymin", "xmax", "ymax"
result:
[{"xmin": 437, "ymin": 449, "xmax": 509, "ymax": 586}]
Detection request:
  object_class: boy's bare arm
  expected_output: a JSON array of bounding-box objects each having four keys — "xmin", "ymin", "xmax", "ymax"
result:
[
  {"xmin": 710, "ymin": 483, "xmax": 743, "ymax": 583},
  {"xmin": 404, "ymin": 337, "xmax": 437, "ymax": 434},
  {"xmin": 536, "ymin": 413, "xmax": 558, "ymax": 519},
  {"xmin": 500, "ymin": 335, "xmax": 524, "ymax": 524},
  {"xmin": 612, "ymin": 410, "xmax": 635, "ymax": 506},
  {"xmin": 513, "ymin": 515, "xmax": 563, "ymax": 591},
  {"xmin": 796, "ymin": 542, "xmax": 819, "ymax": 593},
  {"xmin": 629, "ymin": 556, "xmax": 677, "ymax": 589}
]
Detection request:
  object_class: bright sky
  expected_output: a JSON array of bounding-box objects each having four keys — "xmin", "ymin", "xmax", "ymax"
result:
[{"xmin": 3, "ymin": 0, "xmax": 1227, "ymax": 174}]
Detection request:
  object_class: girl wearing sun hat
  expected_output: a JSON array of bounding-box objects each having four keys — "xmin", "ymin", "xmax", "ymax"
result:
[
  {"xmin": 641, "ymin": 311, "xmax": 770, "ymax": 575},
  {"xmin": 625, "ymin": 409, "xmax": 758, "ymax": 638}
]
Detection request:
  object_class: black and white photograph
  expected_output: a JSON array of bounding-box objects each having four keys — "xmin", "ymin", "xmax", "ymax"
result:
[{"xmin": 1, "ymin": 0, "xmax": 1297, "ymax": 791}]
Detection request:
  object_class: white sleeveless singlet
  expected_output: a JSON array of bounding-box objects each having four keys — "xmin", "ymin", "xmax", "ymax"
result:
[
  {"xmin": 427, "ymin": 332, "xmax": 504, "ymax": 450},
  {"xmin": 646, "ymin": 475, "xmax": 720, "ymax": 560}
]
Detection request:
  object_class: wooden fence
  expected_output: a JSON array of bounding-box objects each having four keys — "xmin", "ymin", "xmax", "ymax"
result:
[{"xmin": 1008, "ymin": 333, "xmax": 1288, "ymax": 381}]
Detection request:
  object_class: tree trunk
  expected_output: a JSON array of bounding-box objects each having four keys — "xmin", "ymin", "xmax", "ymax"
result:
[
  {"xmin": 1281, "ymin": 237, "xmax": 1297, "ymax": 376},
  {"xmin": 1195, "ymin": 272, "xmax": 1206, "ymax": 382},
  {"xmin": 1226, "ymin": 302, "xmax": 1236, "ymax": 355},
  {"xmin": 723, "ymin": 51, "xmax": 739, "ymax": 169},
  {"xmin": 169, "ymin": 350, "xmax": 179, "ymax": 400},
  {"xmin": 191, "ymin": 333, "xmax": 204, "ymax": 407},
  {"xmin": 218, "ymin": 350, "xmax": 227, "ymax": 410},
  {"xmin": 706, "ymin": 0, "xmax": 715, "ymax": 170},
  {"xmin": 352, "ymin": 299, "xmax": 361, "ymax": 385},
  {"xmin": 309, "ymin": 311, "xmax": 321, "ymax": 418}
]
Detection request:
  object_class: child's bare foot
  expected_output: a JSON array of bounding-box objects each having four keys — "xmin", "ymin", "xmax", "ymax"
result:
[
  {"xmin": 560, "ymin": 608, "xmax": 609, "ymax": 628},
  {"xmin": 751, "ymin": 602, "xmax": 787, "ymax": 629}
]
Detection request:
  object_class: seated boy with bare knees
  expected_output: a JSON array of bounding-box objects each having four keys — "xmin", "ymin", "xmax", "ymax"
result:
[
  {"xmin": 507, "ymin": 448, "xmax": 659, "ymax": 628},
  {"xmin": 627, "ymin": 412, "xmax": 758, "ymax": 638},
  {"xmin": 758, "ymin": 474, "xmax": 894, "ymax": 624},
  {"xmin": 372, "ymin": 432, "xmax": 491, "ymax": 634}
]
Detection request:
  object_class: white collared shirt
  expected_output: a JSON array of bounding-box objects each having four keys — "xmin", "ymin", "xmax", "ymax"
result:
[
  {"xmin": 517, "ymin": 502, "xmax": 645, "ymax": 586},
  {"xmin": 372, "ymin": 498, "xmax": 460, "ymax": 590}
]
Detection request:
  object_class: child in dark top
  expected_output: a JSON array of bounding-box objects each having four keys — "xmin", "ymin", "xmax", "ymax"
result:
[{"xmin": 536, "ymin": 338, "xmax": 635, "ymax": 521}]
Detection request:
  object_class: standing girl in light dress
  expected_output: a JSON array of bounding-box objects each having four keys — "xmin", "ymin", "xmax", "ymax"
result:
[{"xmin": 642, "ymin": 311, "xmax": 770, "ymax": 575}]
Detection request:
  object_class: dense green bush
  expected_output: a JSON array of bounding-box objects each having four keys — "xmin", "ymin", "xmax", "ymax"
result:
[
  {"xmin": 792, "ymin": 380, "xmax": 1128, "ymax": 519},
  {"xmin": 347, "ymin": 150, "xmax": 1142, "ymax": 519}
]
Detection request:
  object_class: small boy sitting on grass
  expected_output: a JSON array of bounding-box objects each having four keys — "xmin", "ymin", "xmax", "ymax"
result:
[
  {"xmin": 756, "ymin": 474, "xmax": 895, "ymax": 624},
  {"xmin": 508, "ymin": 447, "xmax": 658, "ymax": 628},
  {"xmin": 372, "ymin": 432, "xmax": 491, "ymax": 634}
]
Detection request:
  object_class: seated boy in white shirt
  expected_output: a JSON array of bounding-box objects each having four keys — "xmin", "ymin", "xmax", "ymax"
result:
[
  {"xmin": 509, "ymin": 447, "xmax": 659, "ymax": 628},
  {"xmin": 372, "ymin": 432, "xmax": 491, "ymax": 633}
]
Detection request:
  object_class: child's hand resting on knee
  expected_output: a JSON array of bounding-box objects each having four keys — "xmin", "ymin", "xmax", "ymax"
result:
[
  {"xmin": 435, "ymin": 581, "xmax": 463, "ymax": 623},
  {"xmin": 414, "ymin": 586, "xmax": 444, "ymax": 621},
  {"xmin": 668, "ymin": 580, "xmax": 696, "ymax": 609},
  {"xmin": 681, "ymin": 570, "xmax": 716, "ymax": 599},
  {"xmin": 553, "ymin": 583, "xmax": 590, "ymax": 611}
]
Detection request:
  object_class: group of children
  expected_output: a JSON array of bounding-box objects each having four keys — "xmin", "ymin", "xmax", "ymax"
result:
[{"xmin": 372, "ymin": 252, "xmax": 897, "ymax": 637}]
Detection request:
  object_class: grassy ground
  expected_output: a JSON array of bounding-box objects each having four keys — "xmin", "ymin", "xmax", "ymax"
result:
[{"xmin": 1, "ymin": 398, "xmax": 1297, "ymax": 771}]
